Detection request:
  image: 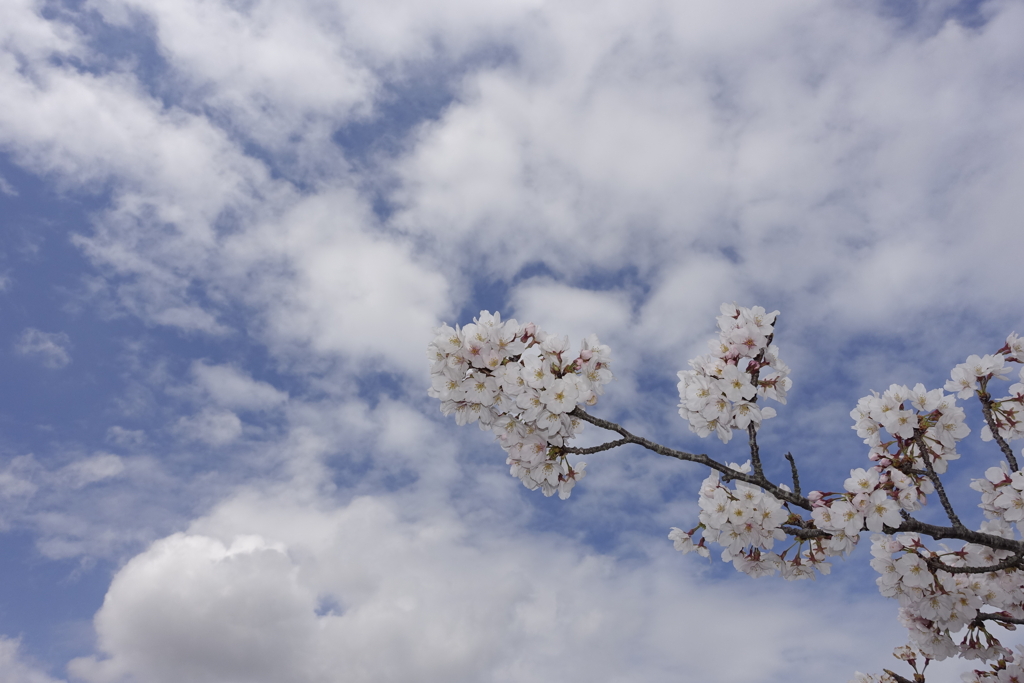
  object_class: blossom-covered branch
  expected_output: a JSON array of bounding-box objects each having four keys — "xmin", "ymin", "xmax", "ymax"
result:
[{"xmin": 427, "ymin": 304, "xmax": 1024, "ymax": 682}]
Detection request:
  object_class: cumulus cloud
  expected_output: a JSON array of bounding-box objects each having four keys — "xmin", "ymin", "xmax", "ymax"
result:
[
  {"xmin": 15, "ymin": 329, "xmax": 71, "ymax": 368},
  {"xmin": 69, "ymin": 492, "xmax": 907, "ymax": 683}
]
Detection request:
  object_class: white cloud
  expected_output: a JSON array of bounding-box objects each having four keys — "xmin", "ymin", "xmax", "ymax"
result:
[
  {"xmin": 56, "ymin": 453, "xmax": 126, "ymax": 489},
  {"xmin": 15, "ymin": 328, "xmax": 71, "ymax": 368},
  {"xmin": 225, "ymin": 189, "xmax": 451, "ymax": 375},
  {"xmin": 0, "ymin": 455, "xmax": 39, "ymax": 501},
  {"xmin": 0, "ymin": 451, "xmax": 189, "ymax": 560},
  {"xmin": 105, "ymin": 426, "xmax": 146, "ymax": 448},
  {"xmin": 509, "ymin": 278, "xmax": 633, "ymax": 347},
  {"xmin": 174, "ymin": 409, "xmax": 243, "ymax": 446},
  {"xmin": 190, "ymin": 362, "xmax": 288, "ymax": 412},
  {"xmin": 88, "ymin": 0, "xmax": 372, "ymax": 171},
  {"xmin": 69, "ymin": 491, "xmax": 908, "ymax": 683}
]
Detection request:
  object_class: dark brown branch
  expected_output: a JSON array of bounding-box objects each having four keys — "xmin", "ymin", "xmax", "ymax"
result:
[
  {"xmin": 915, "ymin": 431, "xmax": 964, "ymax": 530},
  {"xmin": 979, "ymin": 386, "xmax": 1020, "ymax": 471},
  {"xmin": 972, "ymin": 612, "xmax": 1024, "ymax": 627},
  {"xmin": 562, "ymin": 438, "xmax": 631, "ymax": 455},
  {"xmin": 747, "ymin": 423, "xmax": 764, "ymax": 480},
  {"xmin": 567, "ymin": 407, "xmax": 813, "ymax": 511},
  {"xmin": 784, "ymin": 452, "xmax": 801, "ymax": 496},
  {"xmin": 566, "ymin": 407, "xmax": 1024, "ymax": 554},
  {"xmin": 925, "ymin": 550, "xmax": 1024, "ymax": 575},
  {"xmin": 780, "ymin": 524, "xmax": 829, "ymax": 540},
  {"xmin": 894, "ymin": 517, "xmax": 1024, "ymax": 555}
]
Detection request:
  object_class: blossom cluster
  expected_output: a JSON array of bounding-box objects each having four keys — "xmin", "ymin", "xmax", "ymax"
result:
[
  {"xmin": 786, "ymin": 381, "xmax": 971, "ymax": 583},
  {"xmin": 851, "ymin": 337, "xmax": 1024, "ymax": 681},
  {"xmin": 805, "ymin": 381, "xmax": 970, "ymax": 551},
  {"xmin": 427, "ymin": 311, "xmax": 613, "ymax": 498},
  {"xmin": 670, "ymin": 464, "xmax": 837, "ymax": 579},
  {"xmin": 676, "ymin": 303, "xmax": 789, "ymax": 442},
  {"xmin": 868, "ymin": 532, "xmax": 1023, "ymax": 663},
  {"xmin": 850, "ymin": 645, "xmax": 930, "ymax": 683},
  {"xmin": 946, "ymin": 347, "xmax": 1024, "ymax": 445},
  {"xmin": 961, "ymin": 646, "xmax": 1024, "ymax": 683},
  {"xmin": 974, "ymin": 464, "xmax": 1024, "ymax": 536}
]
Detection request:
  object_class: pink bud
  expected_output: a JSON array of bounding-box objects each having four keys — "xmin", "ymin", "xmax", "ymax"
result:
[{"xmin": 807, "ymin": 490, "xmax": 823, "ymax": 502}]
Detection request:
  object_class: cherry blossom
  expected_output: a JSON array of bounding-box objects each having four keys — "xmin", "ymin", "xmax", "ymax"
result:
[
  {"xmin": 428, "ymin": 311, "xmax": 612, "ymax": 497},
  {"xmin": 430, "ymin": 305, "xmax": 1024, "ymax": 683}
]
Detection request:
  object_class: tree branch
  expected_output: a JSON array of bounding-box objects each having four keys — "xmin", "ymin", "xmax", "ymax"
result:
[
  {"xmin": 566, "ymin": 408, "xmax": 1024, "ymax": 554},
  {"xmin": 567, "ymin": 407, "xmax": 812, "ymax": 510},
  {"xmin": 925, "ymin": 549, "xmax": 1024, "ymax": 575},
  {"xmin": 747, "ymin": 423, "xmax": 765, "ymax": 480},
  {"xmin": 562, "ymin": 438, "xmax": 631, "ymax": 455},
  {"xmin": 972, "ymin": 612, "xmax": 1024, "ymax": 627},
  {"xmin": 914, "ymin": 431, "xmax": 964, "ymax": 530},
  {"xmin": 894, "ymin": 517, "xmax": 1024, "ymax": 555},
  {"xmin": 979, "ymin": 386, "xmax": 1020, "ymax": 472},
  {"xmin": 780, "ymin": 524, "xmax": 829, "ymax": 540}
]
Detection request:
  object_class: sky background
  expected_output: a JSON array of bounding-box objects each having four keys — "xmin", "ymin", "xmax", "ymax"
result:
[{"xmin": 1, "ymin": 0, "xmax": 1023, "ymax": 681}]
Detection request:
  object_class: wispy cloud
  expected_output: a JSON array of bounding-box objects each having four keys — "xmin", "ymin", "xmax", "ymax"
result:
[
  {"xmin": 0, "ymin": 637, "xmax": 63, "ymax": 683},
  {"xmin": 15, "ymin": 329, "xmax": 71, "ymax": 369}
]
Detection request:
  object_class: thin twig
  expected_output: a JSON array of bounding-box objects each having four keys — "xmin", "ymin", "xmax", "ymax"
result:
[
  {"xmin": 883, "ymin": 670, "xmax": 919, "ymax": 683},
  {"xmin": 784, "ymin": 452, "xmax": 801, "ymax": 496}
]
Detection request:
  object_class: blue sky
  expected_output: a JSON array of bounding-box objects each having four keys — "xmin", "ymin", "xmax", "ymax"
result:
[{"xmin": 1, "ymin": 0, "xmax": 1023, "ymax": 681}]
